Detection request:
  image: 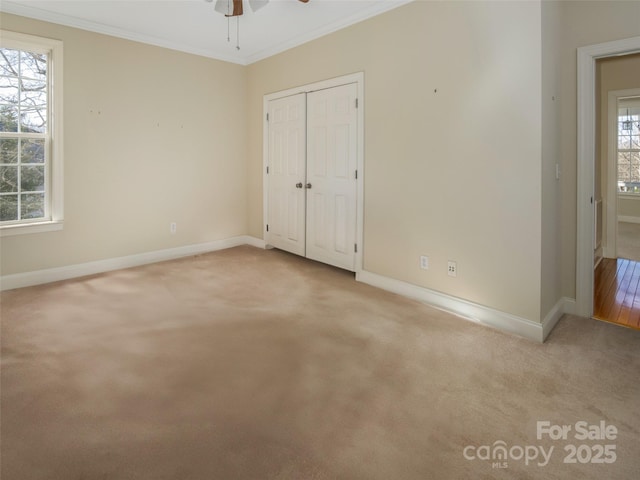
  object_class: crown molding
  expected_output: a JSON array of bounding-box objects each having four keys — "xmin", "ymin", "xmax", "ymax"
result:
[
  {"xmin": 0, "ymin": 1, "xmax": 246, "ymax": 65},
  {"xmin": 1, "ymin": 0, "xmax": 414, "ymax": 66},
  {"xmin": 244, "ymin": 0, "xmax": 414, "ymax": 64}
]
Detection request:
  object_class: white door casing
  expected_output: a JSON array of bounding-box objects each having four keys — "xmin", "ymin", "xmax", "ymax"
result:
[
  {"xmin": 265, "ymin": 93, "xmax": 306, "ymax": 256},
  {"xmin": 306, "ymin": 83, "xmax": 358, "ymax": 271}
]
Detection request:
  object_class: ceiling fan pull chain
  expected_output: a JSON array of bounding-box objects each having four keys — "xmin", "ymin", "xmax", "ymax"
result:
[
  {"xmin": 227, "ymin": 0, "xmax": 231, "ymax": 42},
  {"xmin": 236, "ymin": 16, "xmax": 240, "ymax": 50},
  {"xmin": 211, "ymin": 0, "xmax": 311, "ymax": 51}
]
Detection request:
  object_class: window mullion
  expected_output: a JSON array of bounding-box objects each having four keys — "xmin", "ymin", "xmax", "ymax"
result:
[
  {"xmin": 17, "ymin": 49, "xmax": 21, "ymax": 135},
  {"xmin": 0, "ymin": 132, "xmax": 47, "ymax": 139}
]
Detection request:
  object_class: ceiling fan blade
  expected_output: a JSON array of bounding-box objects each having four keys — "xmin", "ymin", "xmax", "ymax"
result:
[
  {"xmin": 298, "ymin": 0, "xmax": 310, "ymax": 3},
  {"xmin": 248, "ymin": 0, "xmax": 269, "ymax": 12},
  {"xmin": 214, "ymin": 0, "xmax": 231, "ymax": 15}
]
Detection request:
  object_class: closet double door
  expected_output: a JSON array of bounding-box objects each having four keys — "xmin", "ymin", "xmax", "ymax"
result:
[{"xmin": 266, "ymin": 82, "xmax": 358, "ymax": 271}]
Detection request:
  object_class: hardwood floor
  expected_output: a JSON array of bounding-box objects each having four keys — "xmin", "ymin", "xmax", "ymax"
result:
[{"xmin": 594, "ymin": 257, "xmax": 640, "ymax": 329}]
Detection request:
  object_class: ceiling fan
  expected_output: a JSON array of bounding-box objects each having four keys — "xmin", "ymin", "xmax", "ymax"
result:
[
  {"xmin": 206, "ymin": 0, "xmax": 310, "ymax": 50},
  {"xmin": 213, "ymin": 0, "xmax": 309, "ymax": 18}
]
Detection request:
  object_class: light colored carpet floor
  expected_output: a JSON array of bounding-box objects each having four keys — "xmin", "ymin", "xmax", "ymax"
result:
[
  {"xmin": 1, "ymin": 245, "xmax": 639, "ymax": 479},
  {"xmin": 618, "ymin": 221, "xmax": 640, "ymax": 262}
]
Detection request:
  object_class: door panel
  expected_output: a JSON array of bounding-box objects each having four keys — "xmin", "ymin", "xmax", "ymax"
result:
[
  {"xmin": 266, "ymin": 94, "xmax": 306, "ymax": 256},
  {"xmin": 306, "ymin": 83, "xmax": 358, "ymax": 271}
]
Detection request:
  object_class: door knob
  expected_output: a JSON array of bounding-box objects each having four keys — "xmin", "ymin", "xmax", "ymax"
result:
[
  {"xmin": 296, "ymin": 182, "xmax": 303, "ymax": 188},
  {"xmin": 305, "ymin": 183, "xmax": 312, "ymax": 189}
]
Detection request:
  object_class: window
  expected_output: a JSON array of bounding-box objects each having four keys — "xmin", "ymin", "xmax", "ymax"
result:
[
  {"xmin": 0, "ymin": 31, "xmax": 63, "ymax": 236},
  {"xmin": 617, "ymin": 103, "xmax": 640, "ymax": 195}
]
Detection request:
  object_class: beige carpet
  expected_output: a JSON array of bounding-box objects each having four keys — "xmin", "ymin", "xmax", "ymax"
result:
[
  {"xmin": 618, "ymin": 221, "xmax": 640, "ymax": 262},
  {"xmin": 1, "ymin": 246, "xmax": 639, "ymax": 479}
]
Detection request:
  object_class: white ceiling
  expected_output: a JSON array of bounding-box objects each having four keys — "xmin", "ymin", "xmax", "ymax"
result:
[{"xmin": 1, "ymin": 0, "xmax": 414, "ymax": 65}]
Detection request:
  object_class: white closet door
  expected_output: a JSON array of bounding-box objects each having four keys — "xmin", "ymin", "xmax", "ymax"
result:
[
  {"xmin": 266, "ymin": 93, "xmax": 307, "ymax": 256},
  {"xmin": 305, "ymin": 83, "xmax": 358, "ymax": 271}
]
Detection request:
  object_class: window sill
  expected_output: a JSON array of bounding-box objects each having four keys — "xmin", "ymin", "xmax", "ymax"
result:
[{"xmin": 0, "ymin": 220, "xmax": 63, "ymax": 237}]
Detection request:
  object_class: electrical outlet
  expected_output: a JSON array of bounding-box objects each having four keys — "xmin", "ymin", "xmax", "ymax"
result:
[
  {"xmin": 170, "ymin": 222, "xmax": 177, "ymax": 234},
  {"xmin": 447, "ymin": 261, "xmax": 457, "ymax": 277},
  {"xmin": 420, "ymin": 255, "xmax": 429, "ymax": 270}
]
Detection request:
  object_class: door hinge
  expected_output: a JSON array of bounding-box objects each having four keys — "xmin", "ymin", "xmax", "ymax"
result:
[
  {"xmin": 354, "ymin": 243, "xmax": 358, "ymax": 253},
  {"xmin": 355, "ymin": 169, "xmax": 358, "ymax": 179},
  {"xmin": 266, "ymin": 224, "xmax": 269, "ymax": 232},
  {"xmin": 355, "ymin": 98, "xmax": 359, "ymax": 109},
  {"xmin": 266, "ymin": 113, "xmax": 269, "ymax": 121},
  {"xmin": 266, "ymin": 166, "xmax": 269, "ymax": 174}
]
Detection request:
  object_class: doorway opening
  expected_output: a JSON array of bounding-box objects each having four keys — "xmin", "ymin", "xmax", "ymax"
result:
[
  {"xmin": 591, "ymin": 55, "xmax": 640, "ymax": 328},
  {"xmin": 576, "ymin": 36, "xmax": 640, "ymax": 320}
]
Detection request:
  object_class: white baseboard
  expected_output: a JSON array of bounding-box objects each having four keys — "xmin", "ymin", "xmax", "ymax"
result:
[
  {"xmin": 243, "ymin": 236, "xmax": 267, "ymax": 249},
  {"xmin": 2, "ymin": 239, "xmax": 572, "ymax": 343},
  {"xmin": 0, "ymin": 235, "xmax": 265, "ymax": 291},
  {"xmin": 542, "ymin": 297, "xmax": 575, "ymax": 340},
  {"xmin": 618, "ymin": 215, "xmax": 640, "ymax": 224},
  {"xmin": 356, "ymin": 270, "xmax": 569, "ymax": 343}
]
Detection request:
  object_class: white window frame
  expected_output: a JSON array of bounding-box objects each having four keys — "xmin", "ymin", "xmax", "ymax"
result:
[
  {"xmin": 0, "ymin": 30, "xmax": 63, "ymax": 237},
  {"xmin": 616, "ymin": 100, "xmax": 640, "ymax": 196}
]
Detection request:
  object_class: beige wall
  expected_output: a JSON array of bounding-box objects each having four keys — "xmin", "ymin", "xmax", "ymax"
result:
[
  {"xmin": 541, "ymin": 0, "xmax": 563, "ymax": 318},
  {"xmin": 555, "ymin": 0, "xmax": 640, "ymax": 299},
  {"xmin": 3, "ymin": 1, "xmax": 639, "ymax": 325},
  {"xmin": 248, "ymin": 1, "xmax": 543, "ymax": 322},
  {"xmin": 0, "ymin": 13, "xmax": 248, "ymax": 275}
]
